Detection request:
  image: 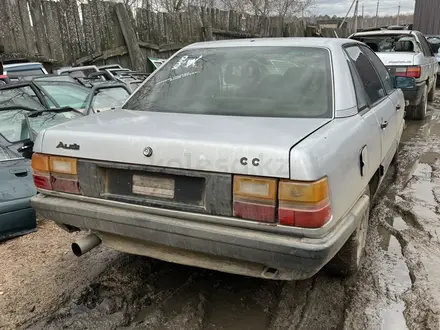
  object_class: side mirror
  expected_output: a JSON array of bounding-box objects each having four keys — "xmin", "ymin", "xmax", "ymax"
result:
[
  {"xmin": 17, "ymin": 140, "xmax": 34, "ymax": 160},
  {"xmin": 394, "ymin": 76, "xmax": 416, "ymax": 89}
]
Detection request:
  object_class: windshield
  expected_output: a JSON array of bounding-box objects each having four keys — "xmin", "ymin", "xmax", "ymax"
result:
[
  {"xmin": 353, "ymin": 34, "xmax": 419, "ymax": 53},
  {"xmin": 0, "ymin": 87, "xmax": 45, "ymax": 109},
  {"xmin": 0, "ymin": 107, "xmax": 83, "ymax": 143},
  {"xmin": 123, "ymin": 47, "xmax": 333, "ymax": 118},
  {"xmin": 0, "ymin": 108, "xmax": 35, "ymax": 142},
  {"xmin": 27, "ymin": 110, "xmax": 83, "ymax": 137},
  {"xmin": 91, "ymin": 87, "xmax": 130, "ymax": 112},
  {"xmin": 37, "ymin": 81, "xmax": 91, "ymax": 109}
]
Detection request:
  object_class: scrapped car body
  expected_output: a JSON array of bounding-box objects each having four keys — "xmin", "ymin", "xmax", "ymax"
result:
[
  {"xmin": 0, "ymin": 105, "xmax": 83, "ymax": 241},
  {"xmin": 57, "ymin": 66, "xmax": 99, "ymax": 78},
  {"xmin": 3, "ymin": 62, "xmax": 48, "ymax": 78},
  {"xmin": 83, "ymin": 83, "xmax": 131, "ymax": 115},
  {"xmin": 0, "ymin": 133, "xmax": 36, "ymax": 241},
  {"xmin": 426, "ymin": 35, "xmax": 440, "ymax": 82},
  {"xmin": 30, "ymin": 38, "xmax": 410, "ymax": 280},
  {"xmin": 349, "ymin": 30, "xmax": 438, "ymax": 120}
]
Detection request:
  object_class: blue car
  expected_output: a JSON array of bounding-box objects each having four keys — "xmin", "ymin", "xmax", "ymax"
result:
[
  {"xmin": 0, "ymin": 133, "xmax": 36, "ymax": 241},
  {"xmin": 0, "ymin": 105, "xmax": 84, "ymax": 241}
]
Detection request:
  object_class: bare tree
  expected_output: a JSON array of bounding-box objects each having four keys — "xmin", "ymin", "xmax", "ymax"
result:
[{"xmin": 219, "ymin": 0, "xmax": 314, "ymax": 18}]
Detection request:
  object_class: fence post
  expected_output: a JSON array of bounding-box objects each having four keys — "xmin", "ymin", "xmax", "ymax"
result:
[{"xmin": 115, "ymin": 3, "xmax": 145, "ymax": 72}]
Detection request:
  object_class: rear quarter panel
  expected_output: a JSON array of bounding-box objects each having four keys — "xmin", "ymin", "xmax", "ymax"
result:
[{"xmin": 290, "ymin": 113, "xmax": 382, "ymax": 224}]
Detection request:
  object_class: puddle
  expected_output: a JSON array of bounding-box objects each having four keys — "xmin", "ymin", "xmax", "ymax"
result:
[
  {"xmin": 419, "ymin": 152, "xmax": 440, "ymax": 165},
  {"xmin": 401, "ymin": 115, "xmax": 432, "ymax": 143},
  {"xmin": 378, "ymin": 226, "xmax": 411, "ymax": 330},
  {"xmin": 430, "ymin": 122, "xmax": 440, "ymax": 137},
  {"xmin": 403, "ymin": 163, "xmax": 437, "ymax": 207},
  {"xmin": 393, "ymin": 216, "xmax": 408, "ymax": 231},
  {"xmin": 380, "ymin": 301, "xmax": 408, "ymax": 330}
]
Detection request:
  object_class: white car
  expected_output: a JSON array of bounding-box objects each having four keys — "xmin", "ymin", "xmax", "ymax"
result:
[
  {"xmin": 349, "ymin": 29, "xmax": 438, "ymax": 120},
  {"xmin": 30, "ymin": 38, "xmax": 412, "ymax": 280}
]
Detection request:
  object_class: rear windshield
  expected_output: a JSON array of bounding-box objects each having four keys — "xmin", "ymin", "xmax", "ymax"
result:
[
  {"xmin": 123, "ymin": 47, "xmax": 333, "ymax": 118},
  {"xmin": 352, "ymin": 34, "xmax": 420, "ymax": 53}
]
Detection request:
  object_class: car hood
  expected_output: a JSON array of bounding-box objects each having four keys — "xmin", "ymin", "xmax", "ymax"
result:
[
  {"xmin": 35, "ymin": 109, "xmax": 332, "ymax": 178},
  {"xmin": 375, "ymin": 52, "xmax": 416, "ymax": 66}
]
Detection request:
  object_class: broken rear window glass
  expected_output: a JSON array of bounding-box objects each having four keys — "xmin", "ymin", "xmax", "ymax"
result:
[{"xmin": 123, "ymin": 46, "xmax": 333, "ymax": 118}]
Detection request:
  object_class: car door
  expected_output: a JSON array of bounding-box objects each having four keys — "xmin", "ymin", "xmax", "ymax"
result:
[
  {"xmin": 345, "ymin": 45, "xmax": 396, "ymax": 167},
  {"xmin": 360, "ymin": 45, "xmax": 404, "ymax": 158},
  {"xmin": 343, "ymin": 51, "xmax": 382, "ymax": 181}
]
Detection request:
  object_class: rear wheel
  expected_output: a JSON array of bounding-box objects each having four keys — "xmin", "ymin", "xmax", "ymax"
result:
[
  {"xmin": 428, "ymin": 78, "xmax": 436, "ymax": 102},
  {"xmin": 326, "ymin": 186, "xmax": 370, "ymax": 277},
  {"xmin": 408, "ymin": 84, "xmax": 428, "ymax": 120}
]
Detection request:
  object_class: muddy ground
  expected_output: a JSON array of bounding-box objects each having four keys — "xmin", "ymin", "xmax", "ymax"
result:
[{"xmin": 1, "ymin": 97, "xmax": 440, "ymax": 330}]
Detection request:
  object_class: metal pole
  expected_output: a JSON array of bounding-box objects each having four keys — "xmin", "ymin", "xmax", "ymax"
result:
[
  {"xmin": 339, "ymin": 0, "xmax": 356, "ymax": 28},
  {"xmin": 397, "ymin": 2, "xmax": 401, "ymax": 25},
  {"xmin": 361, "ymin": 4, "xmax": 364, "ymax": 30},
  {"xmin": 353, "ymin": 0, "xmax": 359, "ymax": 34},
  {"xmin": 375, "ymin": 0, "xmax": 380, "ymax": 27}
]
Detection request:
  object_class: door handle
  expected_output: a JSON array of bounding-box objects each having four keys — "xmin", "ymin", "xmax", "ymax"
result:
[
  {"xmin": 381, "ymin": 121, "xmax": 388, "ymax": 129},
  {"xmin": 10, "ymin": 169, "xmax": 29, "ymax": 177},
  {"xmin": 396, "ymin": 104, "xmax": 401, "ymax": 111}
]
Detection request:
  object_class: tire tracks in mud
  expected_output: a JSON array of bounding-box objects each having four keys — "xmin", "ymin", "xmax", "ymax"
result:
[{"xmin": 369, "ymin": 102, "xmax": 440, "ymax": 330}]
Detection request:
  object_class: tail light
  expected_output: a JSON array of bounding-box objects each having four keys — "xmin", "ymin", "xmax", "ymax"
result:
[
  {"xmin": 395, "ymin": 66, "xmax": 421, "ymax": 79},
  {"xmin": 233, "ymin": 175, "xmax": 331, "ymax": 228},
  {"xmin": 278, "ymin": 178, "xmax": 331, "ymax": 228},
  {"xmin": 31, "ymin": 153, "xmax": 81, "ymax": 194},
  {"xmin": 233, "ymin": 176, "xmax": 277, "ymax": 222}
]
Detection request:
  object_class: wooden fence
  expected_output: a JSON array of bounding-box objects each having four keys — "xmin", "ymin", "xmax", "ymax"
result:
[{"xmin": 0, "ymin": 0, "xmax": 345, "ymax": 72}]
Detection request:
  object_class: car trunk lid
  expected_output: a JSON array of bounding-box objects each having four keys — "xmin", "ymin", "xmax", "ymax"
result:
[{"xmin": 39, "ymin": 109, "xmax": 332, "ymax": 179}]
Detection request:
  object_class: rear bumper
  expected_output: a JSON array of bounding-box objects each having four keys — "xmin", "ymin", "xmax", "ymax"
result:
[
  {"xmin": 31, "ymin": 192, "xmax": 369, "ymax": 280},
  {"xmin": 402, "ymin": 81, "xmax": 426, "ymax": 106}
]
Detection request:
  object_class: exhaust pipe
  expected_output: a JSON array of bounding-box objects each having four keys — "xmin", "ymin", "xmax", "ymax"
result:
[{"xmin": 72, "ymin": 233, "xmax": 101, "ymax": 257}]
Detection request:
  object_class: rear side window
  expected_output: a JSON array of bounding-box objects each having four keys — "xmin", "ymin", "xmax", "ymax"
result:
[
  {"xmin": 344, "ymin": 52, "xmax": 369, "ymax": 112},
  {"xmin": 360, "ymin": 45, "xmax": 394, "ymax": 94},
  {"xmin": 418, "ymin": 34, "xmax": 434, "ymax": 57},
  {"xmin": 352, "ymin": 34, "xmax": 419, "ymax": 53},
  {"xmin": 123, "ymin": 47, "xmax": 333, "ymax": 118},
  {"xmin": 345, "ymin": 46, "xmax": 385, "ymax": 104}
]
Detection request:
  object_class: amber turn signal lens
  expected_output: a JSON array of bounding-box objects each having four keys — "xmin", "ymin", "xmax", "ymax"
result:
[
  {"xmin": 31, "ymin": 153, "xmax": 50, "ymax": 172},
  {"xmin": 279, "ymin": 177, "xmax": 329, "ymax": 203}
]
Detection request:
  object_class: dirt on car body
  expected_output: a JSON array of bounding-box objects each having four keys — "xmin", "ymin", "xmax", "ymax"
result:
[{"xmin": 2, "ymin": 97, "xmax": 440, "ymax": 330}]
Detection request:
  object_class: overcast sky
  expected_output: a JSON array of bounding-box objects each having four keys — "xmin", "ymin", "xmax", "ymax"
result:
[{"xmin": 313, "ymin": 0, "xmax": 415, "ymax": 16}]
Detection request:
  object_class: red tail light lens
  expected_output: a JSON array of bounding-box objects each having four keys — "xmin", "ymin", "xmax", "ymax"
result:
[
  {"xmin": 31, "ymin": 153, "xmax": 81, "ymax": 194},
  {"xmin": 232, "ymin": 175, "xmax": 332, "ymax": 228},
  {"xmin": 233, "ymin": 176, "xmax": 277, "ymax": 222},
  {"xmin": 278, "ymin": 178, "xmax": 331, "ymax": 228},
  {"xmin": 395, "ymin": 66, "xmax": 421, "ymax": 79}
]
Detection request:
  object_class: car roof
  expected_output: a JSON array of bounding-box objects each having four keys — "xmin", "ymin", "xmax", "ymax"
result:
[
  {"xmin": 4, "ymin": 62, "xmax": 44, "ymax": 68},
  {"xmin": 184, "ymin": 37, "xmax": 362, "ymax": 50},
  {"xmin": 352, "ymin": 30, "xmax": 416, "ymax": 37}
]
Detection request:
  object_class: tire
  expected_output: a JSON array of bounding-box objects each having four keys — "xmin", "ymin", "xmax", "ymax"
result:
[
  {"xmin": 326, "ymin": 186, "xmax": 370, "ymax": 277},
  {"xmin": 428, "ymin": 77, "xmax": 436, "ymax": 102},
  {"xmin": 408, "ymin": 84, "xmax": 428, "ymax": 120}
]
